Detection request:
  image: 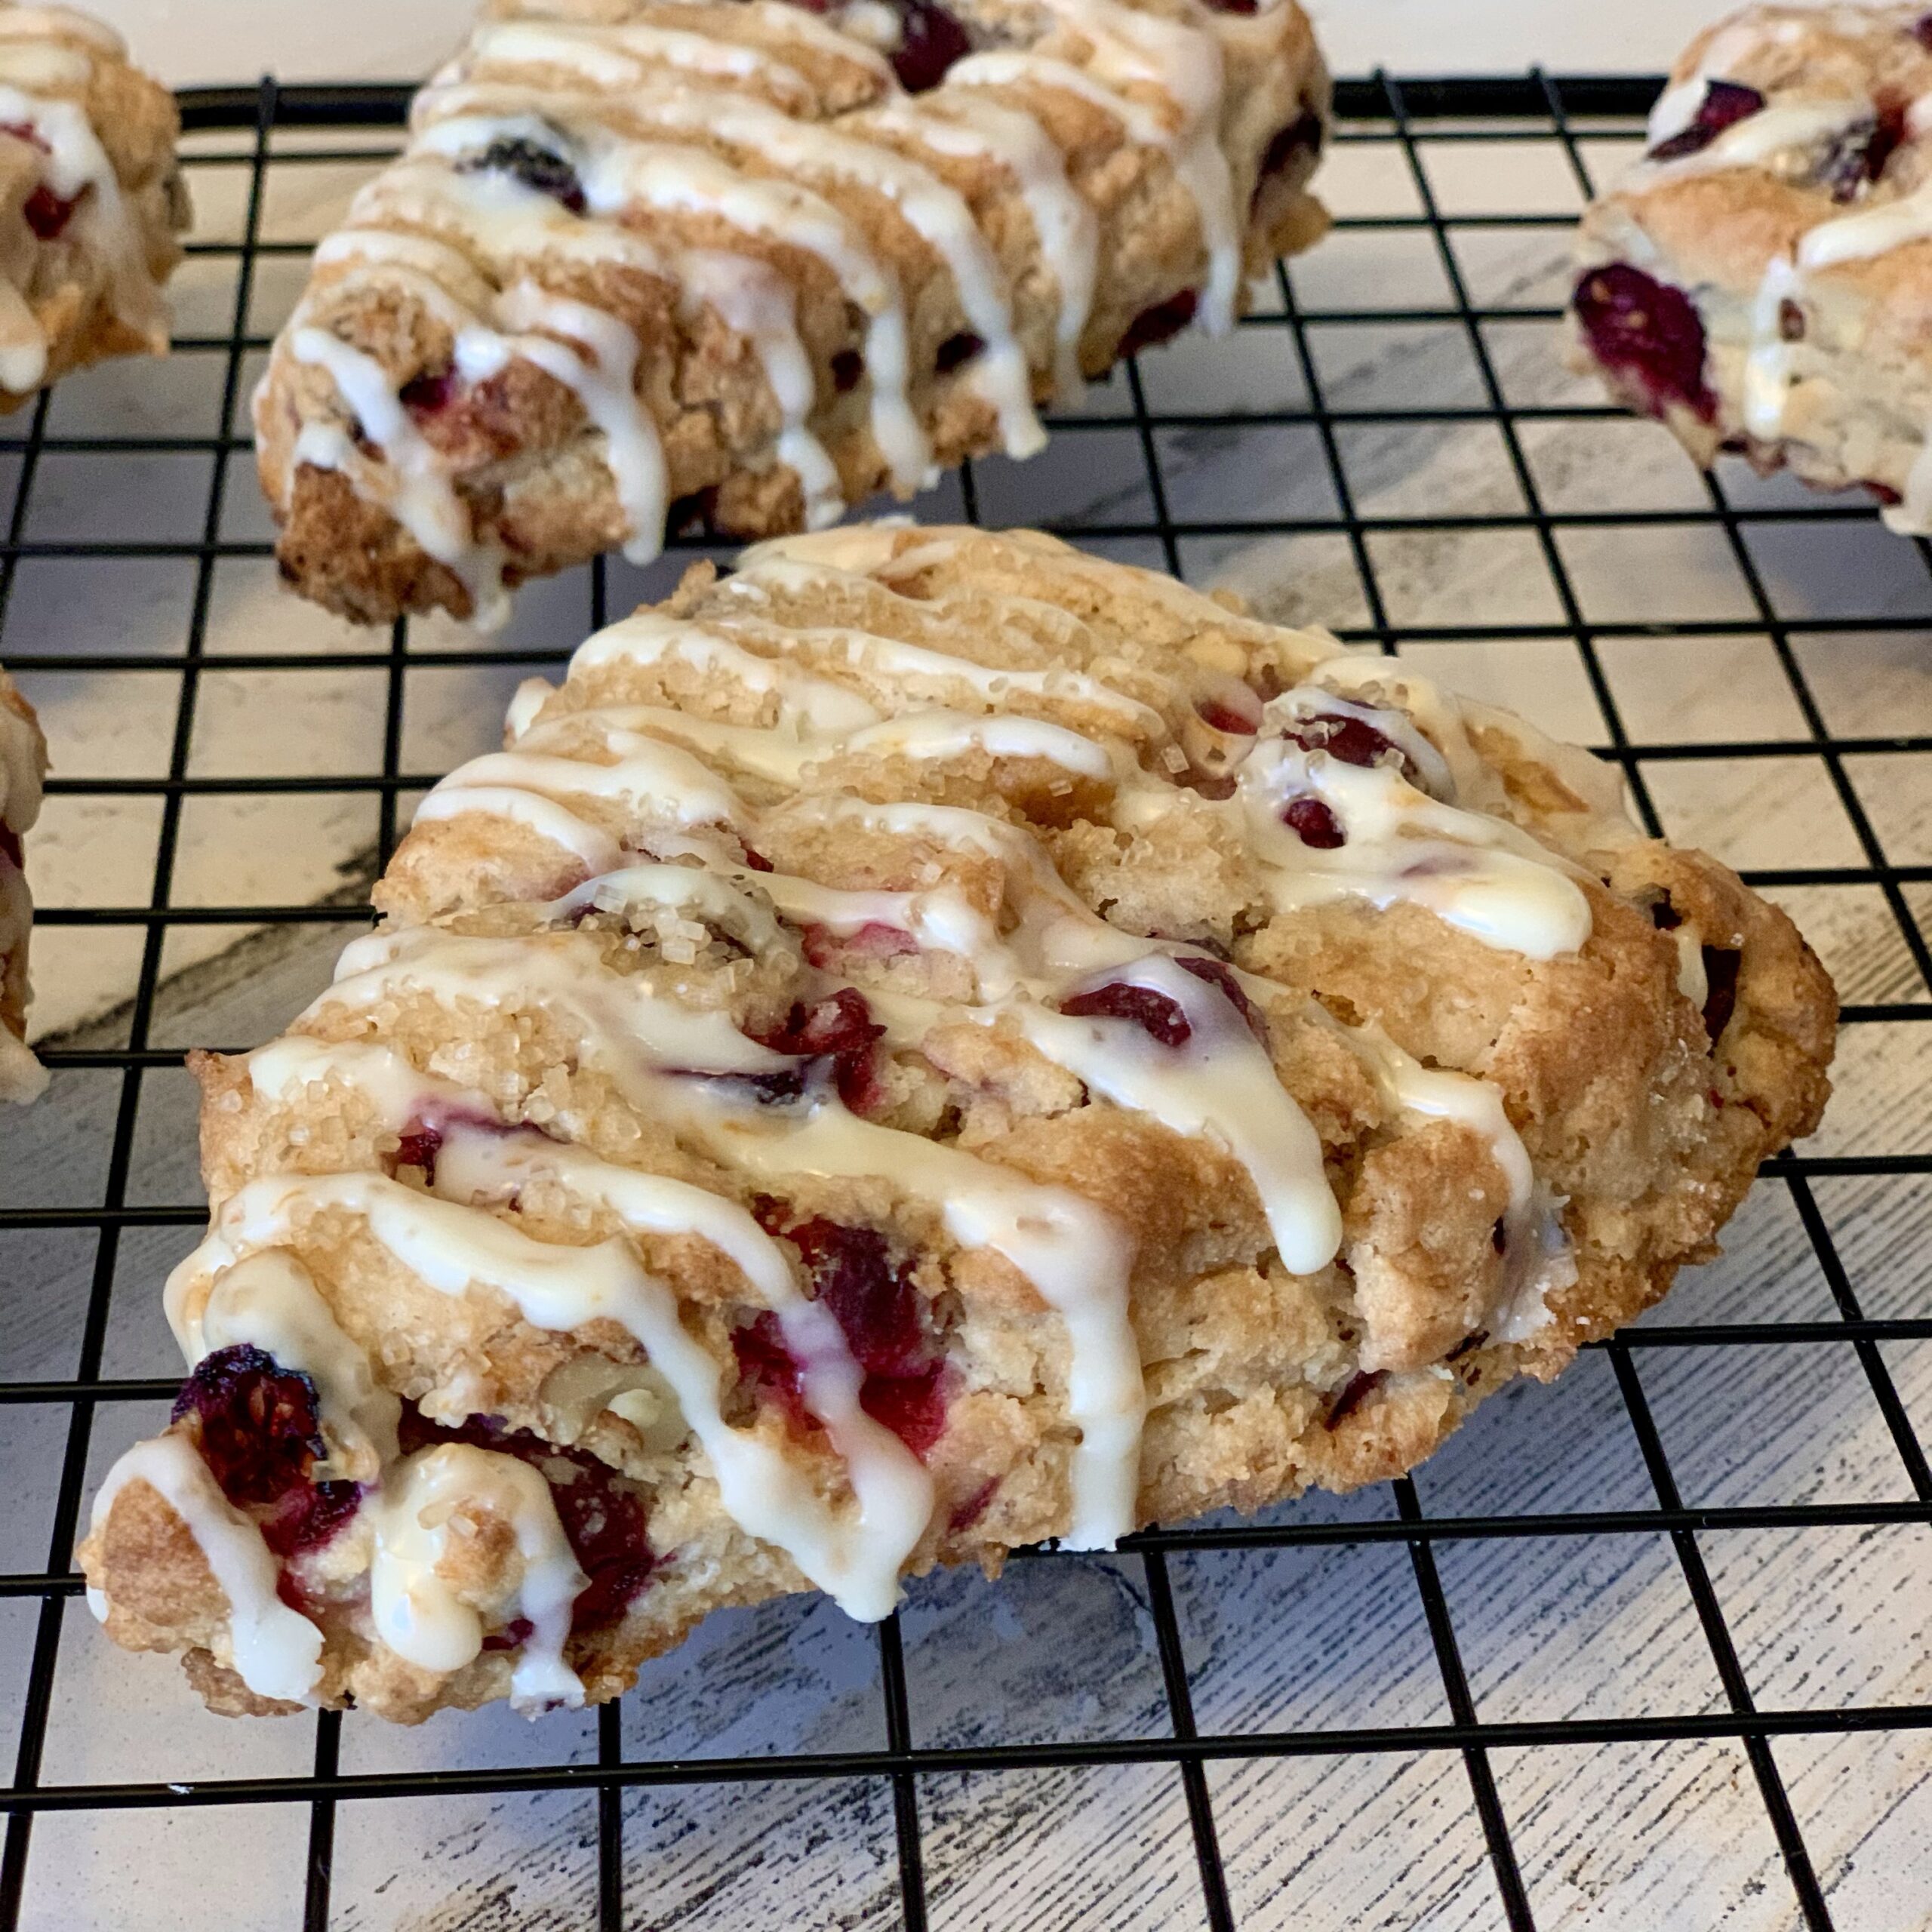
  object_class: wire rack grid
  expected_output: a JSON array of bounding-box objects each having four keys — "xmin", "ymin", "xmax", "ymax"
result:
[{"xmin": 0, "ymin": 69, "xmax": 1927, "ymax": 1932}]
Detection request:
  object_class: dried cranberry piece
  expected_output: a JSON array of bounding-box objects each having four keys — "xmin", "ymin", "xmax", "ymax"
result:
[
  {"xmin": 1571, "ymin": 263, "xmax": 1717, "ymax": 424},
  {"xmin": 740, "ymin": 1216, "xmax": 952, "ymax": 1455},
  {"xmin": 891, "ymin": 0, "xmax": 971, "ymax": 93},
  {"xmin": 746, "ymin": 987, "xmax": 885, "ymax": 1112},
  {"xmin": 1200, "ymin": 0, "xmax": 1257, "ymax": 12},
  {"xmin": 1284, "ymin": 710, "xmax": 1409, "ymax": 774},
  {"xmin": 1700, "ymin": 944, "xmax": 1741, "ymax": 1044},
  {"xmin": 1119, "ymin": 289, "xmax": 1198, "ymax": 358},
  {"xmin": 173, "ymin": 1345, "xmax": 359, "ymax": 1558},
  {"xmin": 1647, "ymin": 79, "xmax": 1765, "ymax": 161},
  {"xmin": 23, "ymin": 183, "xmax": 76, "ymax": 240},
  {"xmin": 948, "ymin": 1478, "xmax": 998, "ymax": 1531},
  {"xmin": 1819, "ymin": 101, "xmax": 1908, "ymax": 202},
  {"xmin": 789, "ymin": 1218, "xmax": 928, "ymax": 1380},
  {"xmin": 801, "ymin": 920, "xmax": 918, "ymax": 969},
  {"xmin": 740, "ymin": 845, "xmax": 775, "ymax": 873},
  {"xmin": 830, "ymin": 348, "xmax": 865, "ymax": 394},
  {"xmin": 1174, "ymin": 955, "xmax": 1256, "ymax": 1027},
  {"xmin": 398, "ymin": 368, "xmax": 457, "ymax": 417},
  {"xmin": 1256, "ymin": 110, "xmax": 1325, "ymax": 192},
  {"xmin": 400, "ymin": 1410, "xmax": 656, "ymax": 1629},
  {"xmin": 857, "ymin": 1360, "xmax": 949, "ymax": 1456},
  {"xmin": 1869, "ymin": 478, "xmax": 1906, "ymax": 506},
  {"xmin": 1646, "ymin": 891, "xmax": 1681, "ymax": 931},
  {"xmin": 482, "ymin": 1617, "xmax": 535, "ymax": 1653},
  {"xmin": 934, "ymin": 330, "xmax": 984, "ymax": 374},
  {"xmin": 1196, "ymin": 695, "xmax": 1260, "ymax": 736},
  {"xmin": 1282, "ymin": 795, "xmax": 1346, "ymax": 848},
  {"xmin": 731, "ymin": 1311, "xmax": 812, "ymax": 1431},
  {"xmin": 1059, "ymin": 980, "xmax": 1192, "ymax": 1048},
  {"xmin": 393, "ymin": 1122, "xmax": 444, "ymax": 1182},
  {"xmin": 1324, "ymin": 1368, "xmax": 1387, "ymax": 1429},
  {"xmin": 457, "ymin": 135, "xmax": 585, "ymax": 214},
  {"xmin": 1913, "ymin": 14, "xmax": 1932, "ymax": 48}
]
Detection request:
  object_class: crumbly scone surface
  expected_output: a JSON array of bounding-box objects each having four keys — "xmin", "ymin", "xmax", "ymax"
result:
[
  {"xmin": 78, "ymin": 523, "xmax": 1835, "ymax": 1724},
  {"xmin": 0, "ymin": 4, "xmax": 185, "ymax": 408},
  {"xmin": 1569, "ymin": 3, "xmax": 1932, "ymax": 525},
  {"xmin": 252, "ymin": 0, "xmax": 1329, "ymax": 629}
]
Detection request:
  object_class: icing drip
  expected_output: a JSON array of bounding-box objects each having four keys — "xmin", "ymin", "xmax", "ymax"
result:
[
  {"xmin": 171, "ymin": 1247, "xmax": 403, "ymax": 1477},
  {"xmin": 869, "ymin": 91, "xmax": 1100, "ymax": 399},
  {"xmin": 371, "ymin": 1443, "xmax": 587, "ymax": 1712},
  {"xmin": 1005, "ymin": 952, "xmax": 1342, "ymax": 1273},
  {"xmin": 85, "ymin": 1435, "xmax": 325, "ymax": 1705}
]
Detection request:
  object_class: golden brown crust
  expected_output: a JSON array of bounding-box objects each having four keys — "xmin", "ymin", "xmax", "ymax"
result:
[{"xmin": 80, "ymin": 524, "xmax": 1835, "ymax": 1721}]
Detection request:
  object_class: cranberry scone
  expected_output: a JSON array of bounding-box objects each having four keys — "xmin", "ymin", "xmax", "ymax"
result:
[
  {"xmin": 0, "ymin": 663, "xmax": 42, "ymax": 1099},
  {"xmin": 1569, "ymin": 4, "xmax": 1932, "ymax": 525},
  {"xmin": 80, "ymin": 524, "xmax": 1834, "ymax": 1723},
  {"xmin": 0, "ymin": 5, "xmax": 185, "ymax": 408},
  {"xmin": 252, "ymin": 0, "xmax": 1330, "ymax": 630}
]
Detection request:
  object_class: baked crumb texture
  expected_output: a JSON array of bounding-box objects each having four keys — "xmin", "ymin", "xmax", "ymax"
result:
[
  {"xmin": 0, "ymin": 663, "xmax": 43, "ymax": 1101},
  {"xmin": 79, "ymin": 524, "xmax": 1836, "ymax": 1723},
  {"xmin": 251, "ymin": 0, "xmax": 1331, "ymax": 630},
  {"xmin": 0, "ymin": 4, "xmax": 185, "ymax": 408},
  {"xmin": 1570, "ymin": 3, "xmax": 1932, "ymax": 528}
]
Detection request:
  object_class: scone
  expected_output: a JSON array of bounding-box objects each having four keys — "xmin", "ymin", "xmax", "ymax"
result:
[
  {"xmin": 252, "ymin": 0, "xmax": 1331, "ymax": 630},
  {"xmin": 79, "ymin": 524, "xmax": 1834, "ymax": 1724},
  {"xmin": 0, "ymin": 5, "xmax": 186, "ymax": 408},
  {"xmin": 0, "ymin": 663, "xmax": 42, "ymax": 1100},
  {"xmin": 1570, "ymin": 3, "xmax": 1932, "ymax": 527}
]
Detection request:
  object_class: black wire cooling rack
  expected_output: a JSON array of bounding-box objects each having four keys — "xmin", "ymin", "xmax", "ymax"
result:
[{"xmin": 0, "ymin": 69, "xmax": 1927, "ymax": 1932}]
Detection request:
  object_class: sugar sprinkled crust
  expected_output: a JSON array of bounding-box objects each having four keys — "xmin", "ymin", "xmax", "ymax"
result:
[
  {"xmin": 1568, "ymin": 3, "xmax": 1932, "ymax": 525},
  {"xmin": 0, "ymin": 4, "xmax": 186, "ymax": 408},
  {"xmin": 78, "ymin": 523, "xmax": 1835, "ymax": 1723},
  {"xmin": 252, "ymin": 0, "xmax": 1330, "ymax": 630},
  {"xmin": 0, "ymin": 663, "xmax": 44, "ymax": 1101}
]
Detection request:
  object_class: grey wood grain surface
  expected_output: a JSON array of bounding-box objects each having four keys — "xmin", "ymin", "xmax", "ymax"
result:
[{"xmin": 0, "ymin": 111, "xmax": 1926, "ymax": 1932}]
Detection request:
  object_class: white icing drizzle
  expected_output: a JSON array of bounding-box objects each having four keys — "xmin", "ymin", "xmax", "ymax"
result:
[
  {"xmin": 1005, "ymin": 952, "xmax": 1340, "ymax": 1272},
  {"xmin": 1028, "ymin": 0, "xmax": 1238, "ymax": 333},
  {"xmin": 172, "ymin": 1247, "xmax": 404, "ymax": 1476},
  {"xmin": 676, "ymin": 248, "xmax": 845, "ymax": 529},
  {"xmin": 290, "ymin": 318, "xmax": 512, "ymax": 632},
  {"xmin": 478, "ymin": 280, "xmax": 667, "ymax": 566},
  {"xmin": 863, "ymin": 91, "xmax": 1100, "ymax": 400},
  {"xmin": 370, "ymin": 1443, "xmax": 587, "ymax": 1712},
  {"xmin": 85, "ymin": 1435, "xmax": 325, "ymax": 1705},
  {"xmin": 235, "ymin": 1023, "xmax": 936, "ymax": 1614},
  {"xmin": 571, "ymin": 85, "xmax": 1046, "ymax": 460},
  {"xmin": 412, "ymin": 782, "xmax": 625, "ymax": 872},
  {"xmin": 1229, "ymin": 690, "xmax": 1594, "ymax": 960},
  {"xmin": 460, "ymin": 18, "xmax": 816, "ymax": 114}
]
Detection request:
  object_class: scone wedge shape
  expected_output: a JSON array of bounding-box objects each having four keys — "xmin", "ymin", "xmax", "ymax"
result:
[
  {"xmin": 253, "ymin": 0, "xmax": 1330, "ymax": 629},
  {"xmin": 1571, "ymin": 3, "xmax": 1932, "ymax": 526},
  {"xmin": 82, "ymin": 525, "xmax": 1835, "ymax": 1723},
  {"xmin": 0, "ymin": 4, "xmax": 185, "ymax": 406}
]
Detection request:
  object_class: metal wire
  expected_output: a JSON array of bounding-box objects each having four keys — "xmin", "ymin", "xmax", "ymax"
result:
[{"xmin": 0, "ymin": 69, "xmax": 1921, "ymax": 1931}]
